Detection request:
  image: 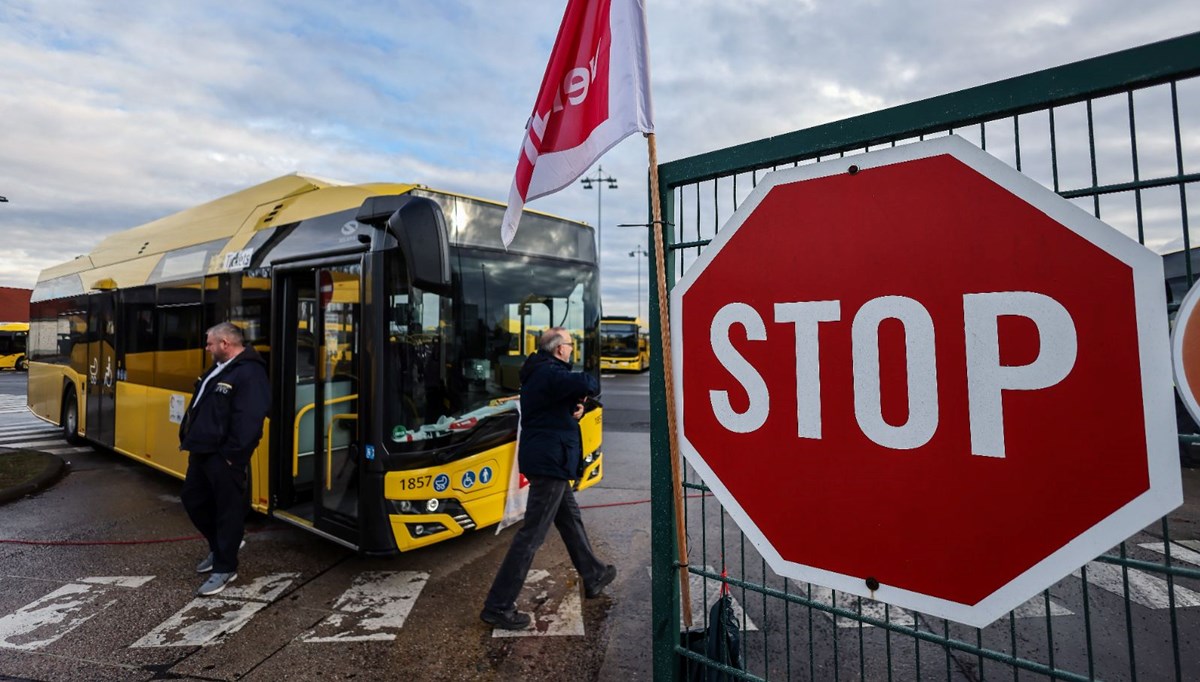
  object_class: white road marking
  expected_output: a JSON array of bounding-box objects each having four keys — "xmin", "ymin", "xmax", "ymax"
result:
[
  {"xmin": 132, "ymin": 572, "xmax": 298, "ymax": 648},
  {"xmin": 132, "ymin": 598, "xmax": 270, "ymax": 648},
  {"xmin": 1139, "ymin": 541, "xmax": 1200, "ymax": 567},
  {"xmin": 300, "ymin": 571, "xmax": 429, "ymax": 643},
  {"xmin": 0, "ymin": 576, "xmax": 154, "ymax": 651},
  {"xmin": 1011, "ymin": 596, "xmax": 1074, "ymax": 619},
  {"xmin": 79, "ymin": 576, "xmax": 155, "ymax": 589},
  {"xmin": 6, "ymin": 439, "xmax": 67, "ymax": 449},
  {"xmin": 1074, "ymin": 563, "xmax": 1200, "ymax": 609},
  {"xmin": 0, "ymin": 426, "xmax": 56, "ymax": 436},
  {"xmin": 803, "ymin": 585, "xmax": 1070, "ymax": 629},
  {"xmin": 0, "ymin": 396, "xmax": 30, "ymax": 414},
  {"xmin": 645, "ymin": 565, "xmax": 759, "ymax": 632},
  {"xmin": 217, "ymin": 573, "xmax": 297, "ymax": 603},
  {"xmin": 0, "ymin": 432, "xmax": 59, "ymax": 443},
  {"xmin": 0, "ymin": 410, "xmax": 44, "ymax": 424},
  {"xmin": 492, "ymin": 570, "xmax": 585, "ymax": 638},
  {"xmin": 41, "ymin": 446, "xmax": 93, "ymax": 455},
  {"xmin": 809, "ymin": 586, "xmax": 909, "ymax": 629}
]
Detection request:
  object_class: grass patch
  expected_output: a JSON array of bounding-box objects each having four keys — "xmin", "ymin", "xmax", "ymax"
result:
[{"xmin": 0, "ymin": 450, "xmax": 50, "ymax": 489}]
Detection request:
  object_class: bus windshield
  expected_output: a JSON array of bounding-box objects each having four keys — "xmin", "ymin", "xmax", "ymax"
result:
[
  {"xmin": 383, "ymin": 249, "xmax": 598, "ymax": 451},
  {"xmin": 601, "ymin": 322, "xmax": 640, "ymax": 358}
]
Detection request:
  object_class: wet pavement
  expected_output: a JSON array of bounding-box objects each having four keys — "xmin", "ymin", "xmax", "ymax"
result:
[{"xmin": 0, "ymin": 371, "xmax": 657, "ymax": 681}]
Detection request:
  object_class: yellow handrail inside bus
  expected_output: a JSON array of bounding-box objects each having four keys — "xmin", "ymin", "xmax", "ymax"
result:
[
  {"xmin": 292, "ymin": 393, "xmax": 358, "ymax": 476},
  {"xmin": 327, "ymin": 413, "xmax": 359, "ymax": 490}
]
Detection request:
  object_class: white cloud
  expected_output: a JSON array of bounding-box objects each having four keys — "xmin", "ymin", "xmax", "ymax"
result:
[{"xmin": 0, "ymin": 0, "xmax": 1195, "ymax": 316}]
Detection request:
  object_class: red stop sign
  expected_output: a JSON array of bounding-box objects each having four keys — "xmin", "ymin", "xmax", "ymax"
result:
[{"xmin": 670, "ymin": 136, "xmax": 1181, "ymax": 627}]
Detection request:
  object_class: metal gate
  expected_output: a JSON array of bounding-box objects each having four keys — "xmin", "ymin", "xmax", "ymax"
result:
[{"xmin": 650, "ymin": 32, "xmax": 1200, "ymax": 681}]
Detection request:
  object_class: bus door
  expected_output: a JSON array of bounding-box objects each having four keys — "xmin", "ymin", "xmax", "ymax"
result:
[
  {"xmin": 274, "ymin": 261, "xmax": 363, "ymax": 546},
  {"xmin": 85, "ymin": 291, "xmax": 116, "ymax": 448}
]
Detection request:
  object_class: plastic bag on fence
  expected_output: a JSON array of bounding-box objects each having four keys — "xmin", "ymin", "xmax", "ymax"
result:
[
  {"xmin": 681, "ymin": 592, "xmax": 743, "ymax": 682},
  {"xmin": 497, "ymin": 401, "xmax": 529, "ymax": 533}
]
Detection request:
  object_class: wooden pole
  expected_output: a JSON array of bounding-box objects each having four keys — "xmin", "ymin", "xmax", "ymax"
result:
[{"xmin": 646, "ymin": 132, "xmax": 693, "ymax": 628}]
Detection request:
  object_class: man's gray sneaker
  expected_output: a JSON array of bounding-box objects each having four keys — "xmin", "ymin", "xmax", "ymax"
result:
[
  {"xmin": 196, "ymin": 539, "xmax": 246, "ymax": 573},
  {"xmin": 198, "ymin": 572, "xmax": 237, "ymax": 596},
  {"xmin": 196, "ymin": 553, "xmax": 215, "ymax": 574}
]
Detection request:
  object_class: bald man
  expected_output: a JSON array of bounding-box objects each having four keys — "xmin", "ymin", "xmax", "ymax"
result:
[{"xmin": 481, "ymin": 327, "xmax": 615, "ymax": 630}]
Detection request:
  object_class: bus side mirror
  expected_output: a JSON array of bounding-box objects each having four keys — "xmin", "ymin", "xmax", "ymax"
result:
[
  {"xmin": 357, "ymin": 195, "xmax": 452, "ymax": 296},
  {"xmin": 390, "ymin": 197, "xmax": 451, "ymax": 296}
]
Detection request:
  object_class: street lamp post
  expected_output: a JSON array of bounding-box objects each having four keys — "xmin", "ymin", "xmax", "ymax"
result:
[
  {"xmin": 629, "ymin": 245, "xmax": 648, "ymax": 322},
  {"xmin": 580, "ymin": 166, "xmax": 618, "ymax": 273}
]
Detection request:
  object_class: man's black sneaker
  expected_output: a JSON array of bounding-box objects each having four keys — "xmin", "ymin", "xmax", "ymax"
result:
[
  {"xmin": 585, "ymin": 564, "xmax": 617, "ymax": 598},
  {"xmin": 480, "ymin": 608, "xmax": 532, "ymax": 630}
]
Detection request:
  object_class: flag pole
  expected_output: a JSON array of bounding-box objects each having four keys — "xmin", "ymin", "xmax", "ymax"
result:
[{"xmin": 646, "ymin": 132, "xmax": 693, "ymax": 628}]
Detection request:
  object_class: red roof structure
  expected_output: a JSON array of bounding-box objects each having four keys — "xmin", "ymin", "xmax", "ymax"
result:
[{"xmin": 0, "ymin": 287, "xmax": 31, "ymax": 323}]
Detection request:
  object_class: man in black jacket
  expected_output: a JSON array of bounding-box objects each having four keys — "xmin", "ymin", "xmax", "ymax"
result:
[
  {"xmin": 179, "ymin": 322, "xmax": 270, "ymax": 596},
  {"xmin": 481, "ymin": 327, "xmax": 616, "ymax": 630}
]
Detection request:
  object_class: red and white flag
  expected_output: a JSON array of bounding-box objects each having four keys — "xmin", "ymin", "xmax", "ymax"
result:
[{"xmin": 501, "ymin": 0, "xmax": 654, "ymax": 247}]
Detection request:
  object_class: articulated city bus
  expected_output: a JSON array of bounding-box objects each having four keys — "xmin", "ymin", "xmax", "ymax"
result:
[
  {"xmin": 27, "ymin": 174, "xmax": 604, "ymax": 554},
  {"xmin": 0, "ymin": 322, "xmax": 29, "ymax": 371},
  {"xmin": 599, "ymin": 316, "xmax": 648, "ymax": 372}
]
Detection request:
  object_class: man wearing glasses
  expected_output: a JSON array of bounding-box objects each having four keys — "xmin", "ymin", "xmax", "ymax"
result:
[{"xmin": 481, "ymin": 327, "xmax": 615, "ymax": 630}]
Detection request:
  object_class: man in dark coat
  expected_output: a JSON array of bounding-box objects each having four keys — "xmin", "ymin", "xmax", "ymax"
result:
[
  {"xmin": 179, "ymin": 322, "xmax": 271, "ymax": 596},
  {"xmin": 481, "ymin": 327, "xmax": 616, "ymax": 630}
]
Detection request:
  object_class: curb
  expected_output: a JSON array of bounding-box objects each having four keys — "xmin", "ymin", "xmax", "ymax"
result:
[{"xmin": 0, "ymin": 451, "xmax": 68, "ymax": 505}]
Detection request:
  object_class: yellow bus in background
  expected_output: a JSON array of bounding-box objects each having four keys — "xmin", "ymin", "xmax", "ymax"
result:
[
  {"xmin": 0, "ymin": 322, "xmax": 29, "ymax": 371},
  {"xmin": 600, "ymin": 316, "xmax": 648, "ymax": 372},
  {"xmin": 27, "ymin": 174, "xmax": 604, "ymax": 554}
]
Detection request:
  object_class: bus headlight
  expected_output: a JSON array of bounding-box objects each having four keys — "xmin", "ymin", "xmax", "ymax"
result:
[
  {"xmin": 407, "ymin": 522, "xmax": 447, "ymax": 538},
  {"xmin": 425, "ymin": 498, "xmax": 440, "ymax": 513}
]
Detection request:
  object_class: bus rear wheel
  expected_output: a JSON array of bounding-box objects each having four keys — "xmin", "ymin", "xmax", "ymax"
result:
[
  {"xmin": 61, "ymin": 387, "xmax": 83, "ymax": 445},
  {"xmin": 16, "ymin": 357, "xmax": 28, "ymax": 371}
]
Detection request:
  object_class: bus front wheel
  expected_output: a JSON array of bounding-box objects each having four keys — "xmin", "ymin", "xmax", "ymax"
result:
[
  {"xmin": 61, "ymin": 387, "xmax": 83, "ymax": 445},
  {"xmin": 16, "ymin": 357, "xmax": 28, "ymax": 371}
]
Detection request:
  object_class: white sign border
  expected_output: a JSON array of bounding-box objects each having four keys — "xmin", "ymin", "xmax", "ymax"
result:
[
  {"xmin": 670, "ymin": 134, "xmax": 1181, "ymax": 628},
  {"xmin": 1171, "ymin": 279, "xmax": 1200, "ymax": 427}
]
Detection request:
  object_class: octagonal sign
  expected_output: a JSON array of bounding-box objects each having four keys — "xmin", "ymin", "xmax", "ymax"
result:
[{"xmin": 670, "ymin": 135, "xmax": 1181, "ymax": 628}]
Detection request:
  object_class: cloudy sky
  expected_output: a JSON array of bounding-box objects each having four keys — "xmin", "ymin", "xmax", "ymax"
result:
[{"xmin": 0, "ymin": 0, "xmax": 1196, "ymax": 317}]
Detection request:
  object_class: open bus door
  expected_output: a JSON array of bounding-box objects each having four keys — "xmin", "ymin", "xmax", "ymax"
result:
[
  {"xmin": 85, "ymin": 290, "xmax": 116, "ymax": 448},
  {"xmin": 272, "ymin": 260, "xmax": 363, "ymax": 549}
]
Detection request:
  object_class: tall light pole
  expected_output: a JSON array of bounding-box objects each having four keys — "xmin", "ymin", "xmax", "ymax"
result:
[
  {"xmin": 629, "ymin": 245, "xmax": 648, "ymax": 322},
  {"xmin": 580, "ymin": 165, "xmax": 618, "ymax": 273}
]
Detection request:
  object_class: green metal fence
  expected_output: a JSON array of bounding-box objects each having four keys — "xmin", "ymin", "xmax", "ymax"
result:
[{"xmin": 650, "ymin": 32, "xmax": 1200, "ymax": 681}]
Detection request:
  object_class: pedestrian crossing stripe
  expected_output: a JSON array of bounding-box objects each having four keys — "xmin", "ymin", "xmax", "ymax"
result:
[
  {"xmin": 300, "ymin": 571, "xmax": 429, "ymax": 642},
  {"xmin": 132, "ymin": 573, "xmax": 300, "ymax": 647},
  {"xmin": 0, "ymin": 576, "xmax": 155, "ymax": 651},
  {"xmin": 0, "ymin": 396, "xmax": 29, "ymax": 414},
  {"xmin": 647, "ymin": 565, "xmax": 759, "ymax": 632},
  {"xmin": 491, "ymin": 569, "xmax": 586, "ymax": 638},
  {"xmin": 2, "ymin": 551, "xmax": 1198, "ymax": 653},
  {"xmin": 0, "ymin": 428, "xmax": 58, "ymax": 439},
  {"xmin": 1139, "ymin": 540, "xmax": 1200, "ymax": 567}
]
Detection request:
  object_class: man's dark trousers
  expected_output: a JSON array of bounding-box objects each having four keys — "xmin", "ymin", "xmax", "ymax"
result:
[
  {"xmin": 181, "ymin": 452, "xmax": 247, "ymax": 573},
  {"xmin": 484, "ymin": 475, "xmax": 607, "ymax": 612}
]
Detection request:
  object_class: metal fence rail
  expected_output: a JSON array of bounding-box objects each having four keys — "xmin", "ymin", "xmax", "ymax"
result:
[{"xmin": 650, "ymin": 32, "xmax": 1200, "ymax": 681}]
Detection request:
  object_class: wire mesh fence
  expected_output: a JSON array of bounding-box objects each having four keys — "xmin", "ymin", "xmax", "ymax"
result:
[{"xmin": 650, "ymin": 32, "xmax": 1200, "ymax": 681}]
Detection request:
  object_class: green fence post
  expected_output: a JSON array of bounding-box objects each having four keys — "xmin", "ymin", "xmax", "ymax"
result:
[{"xmin": 650, "ymin": 180, "xmax": 681, "ymax": 680}]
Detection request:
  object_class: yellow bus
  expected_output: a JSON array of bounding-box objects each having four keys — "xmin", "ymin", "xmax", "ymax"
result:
[
  {"xmin": 600, "ymin": 316, "xmax": 648, "ymax": 372},
  {"xmin": 0, "ymin": 322, "xmax": 29, "ymax": 371},
  {"xmin": 27, "ymin": 174, "xmax": 604, "ymax": 553}
]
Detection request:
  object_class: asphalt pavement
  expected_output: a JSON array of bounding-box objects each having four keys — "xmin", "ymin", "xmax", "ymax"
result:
[{"xmin": 0, "ymin": 369, "xmax": 658, "ymax": 681}]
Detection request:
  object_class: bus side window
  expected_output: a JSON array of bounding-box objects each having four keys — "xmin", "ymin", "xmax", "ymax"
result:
[{"xmin": 156, "ymin": 281, "xmax": 204, "ymax": 393}]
